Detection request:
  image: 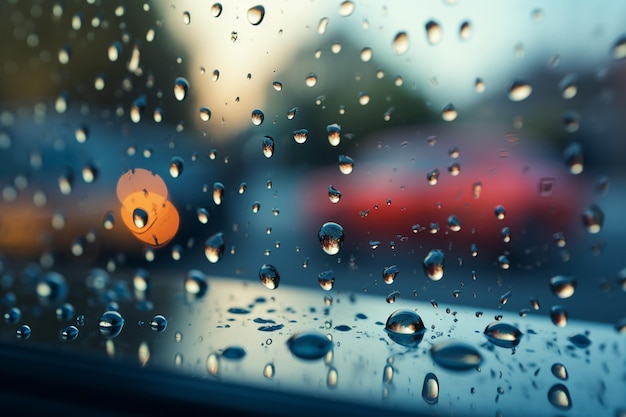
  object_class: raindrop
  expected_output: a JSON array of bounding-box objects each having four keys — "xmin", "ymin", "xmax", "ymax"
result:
[
  {"xmin": 55, "ymin": 303, "xmax": 75, "ymax": 321},
  {"xmin": 169, "ymin": 157, "xmax": 184, "ymax": 178},
  {"xmin": 338, "ymin": 155, "xmax": 354, "ymax": 175},
  {"xmin": 358, "ymin": 92, "xmax": 370, "ymax": 105},
  {"xmin": 318, "ymin": 270, "xmax": 335, "ymax": 291},
  {"xmin": 132, "ymin": 208, "xmax": 148, "ymax": 228},
  {"xmin": 422, "ymin": 373, "xmax": 439, "ymax": 405},
  {"xmin": 288, "ymin": 129, "xmax": 308, "ymax": 145},
  {"xmin": 149, "ymin": 314, "xmax": 168, "ymax": 332},
  {"xmin": 494, "ymin": 205, "xmax": 506, "ymax": 220},
  {"xmin": 501, "ymin": 227, "xmax": 511, "ymax": 242},
  {"xmin": 305, "ymin": 73, "xmax": 318, "ymax": 87},
  {"xmin": 551, "ymin": 363, "xmax": 568, "ymax": 380},
  {"xmin": 425, "ymin": 20, "xmax": 443, "ymax": 45},
  {"xmin": 247, "ymin": 5, "xmax": 265, "ymax": 25},
  {"xmin": 197, "ymin": 208, "xmax": 209, "ymax": 224},
  {"xmin": 272, "ymin": 81, "xmax": 283, "ymax": 91},
  {"xmin": 318, "ymin": 222, "xmax": 344, "ymax": 255},
  {"xmin": 384, "ymin": 309, "xmax": 426, "ymax": 347},
  {"xmin": 382, "ymin": 265, "xmax": 399, "ymax": 284},
  {"xmin": 386, "ymin": 291, "xmax": 400, "ymax": 304},
  {"xmin": 327, "ymin": 367, "xmax": 338, "ymax": 388},
  {"xmin": 471, "ymin": 243, "xmax": 478, "ymax": 257},
  {"xmin": 559, "ymin": 74, "xmax": 578, "ymax": 99},
  {"xmin": 360, "ymin": 47, "xmax": 373, "ymax": 62},
  {"xmin": 211, "ymin": 3, "xmax": 223, "ymax": 18},
  {"xmin": 205, "ymin": 232, "xmax": 225, "ymax": 263},
  {"xmin": 563, "ymin": 142, "xmax": 583, "ymax": 174},
  {"xmin": 16, "ymin": 325, "xmax": 31, "ymax": 340},
  {"xmin": 448, "ymin": 162, "xmax": 461, "ymax": 176},
  {"xmin": 423, "ymin": 249, "xmax": 444, "ymax": 281},
  {"xmin": 550, "ymin": 305, "xmax": 568, "ymax": 327},
  {"xmin": 484, "ymin": 322, "xmax": 523, "ymax": 348},
  {"xmin": 213, "ymin": 182, "xmax": 224, "ymax": 205},
  {"xmin": 327, "ymin": 123, "xmax": 341, "ymax": 146},
  {"xmin": 98, "ymin": 311, "xmax": 125, "ymax": 339},
  {"xmin": 563, "ymin": 111, "xmax": 580, "ymax": 133},
  {"xmin": 328, "ymin": 185, "xmax": 342, "ymax": 203},
  {"xmin": 37, "ymin": 272, "xmax": 68, "ymax": 307},
  {"xmin": 251, "ymin": 109, "xmax": 265, "ymax": 126},
  {"xmin": 459, "ymin": 21, "xmax": 472, "ymax": 40},
  {"xmin": 475, "ymin": 78, "xmax": 486, "ymax": 93},
  {"xmin": 60, "ymin": 325, "xmax": 79, "ymax": 342},
  {"xmin": 392, "ymin": 31, "xmax": 409, "ymax": 55},
  {"xmin": 262, "ymin": 136, "xmax": 274, "ymax": 158},
  {"xmin": 259, "ymin": 264, "xmax": 280, "ymax": 289},
  {"xmin": 498, "ymin": 255, "xmax": 510, "ymax": 270},
  {"xmin": 500, "ymin": 290, "xmax": 512, "ymax": 304},
  {"xmin": 441, "ymin": 104, "xmax": 458, "ymax": 122},
  {"xmin": 508, "ymin": 81, "xmax": 532, "ymax": 101},
  {"xmin": 4, "ymin": 307, "xmax": 21, "ymax": 324},
  {"xmin": 108, "ymin": 41, "xmax": 122, "ymax": 62},
  {"xmin": 287, "ymin": 107, "xmax": 298, "ymax": 119},
  {"xmin": 263, "ymin": 363, "xmax": 275, "ymax": 378},
  {"xmin": 581, "ymin": 205, "xmax": 604, "ymax": 234},
  {"xmin": 431, "ymin": 341, "xmax": 482, "ymax": 370},
  {"xmin": 549, "ymin": 275, "xmax": 576, "ymax": 299},
  {"xmin": 222, "ymin": 346, "xmax": 246, "ymax": 360},
  {"xmin": 174, "ymin": 77, "xmax": 189, "ymax": 101},
  {"xmin": 427, "ymin": 169, "xmax": 440, "ymax": 185},
  {"xmin": 548, "ymin": 384, "xmax": 572, "ymax": 410},
  {"xmin": 447, "ymin": 215, "xmax": 462, "ymax": 232},
  {"xmin": 103, "ymin": 211, "xmax": 115, "ymax": 230},
  {"xmin": 58, "ymin": 170, "xmax": 73, "ymax": 195},
  {"xmin": 252, "ymin": 201, "xmax": 261, "ymax": 213},
  {"xmin": 183, "ymin": 11, "xmax": 191, "ymax": 25},
  {"xmin": 286, "ymin": 332, "xmax": 333, "ymax": 360},
  {"xmin": 318, "ymin": 17, "xmax": 329, "ymax": 34},
  {"xmin": 82, "ymin": 164, "xmax": 98, "ymax": 183},
  {"xmin": 612, "ymin": 36, "xmax": 626, "ymax": 59},
  {"xmin": 184, "ymin": 269, "xmax": 208, "ymax": 300},
  {"xmin": 199, "ymin": 107, "xmax": 211, "ymax": 121},
  {"xmin": 338, "ymin": 1, "xmax": 355, "ymax": 17},
  {"xmin": 567, "ymin": 333, "xmax": 591, "ymax": 348},
  {"xmin": 212, "ymin": 69, "xmax": 220, "ymax": 81}
]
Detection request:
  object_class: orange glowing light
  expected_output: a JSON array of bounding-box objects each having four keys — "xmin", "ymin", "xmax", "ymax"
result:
[{"xmin": 116, "ymin": 168, "xmax": 180, "ymax": 247}]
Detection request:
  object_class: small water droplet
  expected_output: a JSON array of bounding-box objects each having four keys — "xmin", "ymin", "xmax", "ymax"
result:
[
  {"xmin": 318, "ymin": 222, "xmax": 344, "ymax": 255},
  {"xmin": 247, "ymin": 5, "xmax": 265, "ymax": 25},
  {"xmin": 384, "ymin": 309, "xmax": 426, "ymax": 347},
  {"xmin": 549, "ymin": 275, "xmax": 576, "ymax": 299},
  {"xmin": 305, "ymin": 73, "xmax": 318, "ymax": 87},
  {"xmin": 290, "ymin": 128, "xmax": 308, "ymax": 144},
  {"xmin": 318, "ymin": 270, "xmax": 335, "ymax": 291},
  {"xmin": 431, "ymin": 341, "xmax": 482, "ymax": 370},
  {"xmin": 484, "ymin": 322, "xmax": 522, "ymax": 348},
  {"xmin": 581, "ymin": 204, "xmax": 604, "ymax": 234},
  {"xmin": 459, "ymin": 21, "xmax": 472, "ymax": 40},
  {"xmin": 558, "ymin": 74, "xmax": 578, "ymax": 99},
  {"xmin": 441, "ymin": 104, "xmax": 458, "ymax": 122},
  {"xmin": 423, "ymin": 250, "xmax": 444, "ymax": 281},
  {"xmin": 425, "ymin": 20, "xmax": 443, "ymax": 45},
  {"xmin": 205, "ymin": 232, "xmax": 225, "ymax": 263},
  {"xmin": 327, "ymin": 123, "xmax": 341, "ymax": 146},
  {"xmin": 386, "ymin": 290, "xmax": 400, "ymax": 304},
  {"xmin": 262, "ymin": 136, "xmax": 275, "ymax": 158},
  {"xmin": 498, "ymin": 255, "xmax": 510, "ymax": 270},
  {"xmin": 259, "ymin": 264, "xmax": 280, "ymax": 289},
  {"xmin": 287, "ymin": 107, "xmax": 298, "ymax": 120},
  {"xmin": 149, "ymin": 314, "xmax": 167, "ymax": 332},
  {"xmin": 174, "ymin": 77, "xmax": 189, "ymax": 101},
  {"xmin": 132, "ymin": 208, "xmax": 148, "ymax": 229},
  {"xmin": 551, "ymin": 363, "xmax": 568, "ymax": 380},
  {"xmin": 211, "ymin": 3, "xmax": 223, "ymax": 18},
  {"xmin": 548, "ymin": 383, "xmax": 572, "ymax": 410},
  {"xmin": 422, "ymin": 373, "xmax": 440, "ymax": 404},
  {"xmin": 213, "ymin": 182, "xmax": 224, "ymax": 205},
  {"xmin": 55, "ymin": 302, "xmax": 75, "ymax": 321},
  {"xmin": 251, "ymin": 108, "xmax": 265, "ymax": 126},
  {"xmin": 338, "ymin": 155, "xmax": 354, "ymax": 175},
  {"xmin": 567, "ymin": 333, "xmax": 591, "ymax": 348},
  {"xmin": 169, "ymin": 157, "xmax": 184, "ymax": 179},
  {"xmin": 16, "ymin": 324, "xmax": 31, "ymax": 340},
  {"xmin": 392, "ymin": 31, "xmax": 409, "ymax": 55},
  {"xmin": 98, "ymin": 311, "xmax": 124, "ymax": 339},
  {"xmin": 184, "ymin": 269, "xmax": 208, "ymax": 300},
  {"xmin": 196, "ymin": 208, "xmax": 209, "ymax": 224},
  {"xmin": 328, "ymin": 185, "xmax": 342, "ymax": 203},
  {"xmin": 338, "ymin": 1, "xmax": 355, "ymax": 17},
  {"xmin": 382, "ymin": 265, "xmax": 399, "ymax": 284},
  {"xmin": 199, "ymin": 107, "xmax": 211, "ymax": 122},
  {"xmin": 612, "ymin": 36, "xmax": 626, "ymax": 59},
  {"xmin": 550, "ymin": 305, "xmax": 568, "ymax": 327},
  {"xmin": 508, "ymin": 81, "xmax": 532, "ymax": 101},
  {"xmin": 59, "ymin": 325, "xmax": 79, "ymax": 342},
  {"xmin": 447, "ymin": 215, "xmax": 462, "ymax": 232},
  {"xmin": 427, "ymin": 169, "xmax": 440, "ymax": 185},
  {"xmin": 287, "ymin": 332, "xmax": 333, "ymax": 360},
  {"xmin": 501, "ymin": 226, "xmax": 511, "ymax": 243},
  {"xmin": 182, "ymin": 11, "xmax": 191, "ymax": 25}
]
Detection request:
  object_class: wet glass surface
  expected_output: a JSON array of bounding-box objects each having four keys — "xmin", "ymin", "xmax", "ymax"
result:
[{"xmin": 0, "ymin": 1, "xmax": 625, "ymax": 416}]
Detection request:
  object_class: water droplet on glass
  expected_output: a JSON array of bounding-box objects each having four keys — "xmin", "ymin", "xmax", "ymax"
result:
[
  {"xmin": 205, "ymin": 232, "xmax": 225, "ymax": 263},
  {"xmin": 550, "ymin": 305, "xmax": 568, "ymax": 327},
  {"xmin": 551, "ymin": 363, "xmax": 569, "ymax": 380},
  {"xmin": 98, "ymin": 311, "xmax": 124, "ymax": 339},
  {"xmin": 549, "ymin": 275, "xmax": 576, "ymax": 299},
  {"xmin": 581, "ymin": 204, "xmax": 604, "ymax": 234},
  {"xmin": 37, "ymin": 272, "xmax": 68, "ymax": 307},
  {"xmin": 251, "ymin": 108, "xmax": 265, "ymax": 126},
  {"xmin": 132, "ymin": 208, "xmax": 148, "ymax": 228},
  {"xmin": 287, "ymin": 107, "xmax": 298, "ymax": 120},
  {"xmin": 317, "ymin": 17, "xmax": 329, "ymax": 34},
  {"xmin": 562, "ymin": 111, "xmax": 580, "ymax": 133},
  {"xmin": 169, "ymin": 157, "xmax": 184, "ymax": 179},
  {"xmin": 431, "ymin": 341, "xmax": 483, "ymax": 370},
  {"xmin": 386, "ymin": 290, "xmax": 400, "ymax": 304},
  {"xmin": 213, "ymin": 182, "xmax": 224, "ymax": 205},
  {"xmin": 384, "ymin": 309, "xmax": 426, "ymax": 347},
  {"xmin": 327, "ymin": 123, "xmax": 341, "ymax": 146},
  {"xmin": 318, "ymin": 270, "xmax": 335, "ymax": 291},
  {"xmin": 427, "ymin": 169, "xmax": 440, "ymax": 185},
  {"xmin": 558, "ymin": 74, "xmax": 578, "ymax": 99},
  {"xmin": 305, "ymin": 73, "xmax": 318, "ymax": 87},
  {"xmin": 108, "ymin": 41, "xmax": 122, "ymax": 62},
  {"xmin": 318, "ymin": 222, "xmax": 344, "ymax": 255},
  {"xmin": 567, "ymin": 333, "xmax": 591, "ymax": 348},
  {"xmin": 338, "ymin": 155, "xmax": 354, "ymax": 175},
  {"xmin": 501, "ymin": 226, "xmax": 511, "ymax": 243},
  {"xmin": 252, "ymin": 201, "xmax": 261, "ymax": 213},
  {"xmin": 199, "ymin": 107, "xmax": 211, "ymax": 122},
  {"xmin": 55, "ymin": 302, "xmax": 75, "ymax": 321},
  {"xmin": 441, "ymin": 104, "xmax": 458, "ymax": 122},
  {"xmin": 210, "ymin": 3, "xmax": 222, "ymax": 17},
  {"xmin": 459, "ymin": 21, "xmax": 472, "ymax": 40},
  {"xmin": 184, "ymin": 269, "xmax": 208, "ymax": 300},
  {"xmin": 259, "ymin": 264, "xmax": 280, "ymax": 289},
  {"xmin": 222, "ymin": 346, "xmax": 246, "ymax": 360},
  {"xmin": 328, "ymin": 185, "xmax": 342, "ymax": 203},
  {"xmin": 425, "ymin": 20, "xmax": 442, "ymax": 45},
  {"xmin": 262, "ymin": 136, "xmax": 275, "ymax": 158},
  {"xmin": 174, "ymin": 77, "xmax": 189, "ymax": 101},
  {"xmin": 448, "ymin": 162, "xmax": 461, "ymax": 176},
  {"xmin": 16, "ymin": 324, "xmax": 31, "ymax": 340},
  {"xmin": 447, "ymin": 215, "xmax": 462, "ymax": 232},
  {"xmin": 475, "ymin": 78, "xmax": 486, "ymax": 93},
  {"xmin": 422, "ymin": 373, "xmax": 439, "ymax": 404},
  {"xmin": 494, "ymin": 205, "xmax": 506, "ymax": 220},
  {"xmin": 60, "ymin": 325, "xmax": 79, "ymax": 342},
  {"xmin": 182, "ymin": 11, "xmax": 191, "ymax": 25},
  {"xmin": 359, "ymin": 47, "xmax": 373, "ymax": 63},
  {"xmin": 612, "ymin": 36, "xmax": 626, "ymax": 59},
  {"xmin": 423, "ymin": 249, "xmax": 444, "ymax": 281},
  {"xmin": 508, "ymin": 81, "xmax": 533, "ymax": 101},
  {"xmin": 196, "ymin": 208, "xmax": 209, "ymax": 224},
  {"xmin": 382, "ymin": 265, "xmax": 399, "ymax": 284},
  {"xmin": 392, "ymin": 31, "xmax": 409, "ymax": 55},
  {"xmin": 149, "ymin": 314, "xmax": 167, "ymax": 332},
  {"xmin": 272, "ymin": 81, "xmax": 283, "ymax": 91},
  {"xmin": 287, "ymin": 332, "xmax": 333, "ymax": 360},
  {"xmin": 548, "ymin": 383, "xmax": 572, "ymax": 410},
  {"xmin": 4, "ymin": 307, "xmax": 21, "ymax": 324},
  {"xmin": 247, "ymin": 5, "xmax": 265, "ymax": 25},
  {"xmin": 358, "ymin": 92, "xmax": 370, "ymax": 105},
  {"xmin": 498, "ymin": 255, "xmax": 510, "ymax": 270},
  {"xmin": 338, "ymin": 1, "xmax": 355, "ymax": 17},
  {"xmin": 563, "ymin": 142, "xmax": 584, "ymax": 174},
  {"xmin": 484, "ymin": 322, "xmax": 523, "ymax": 348}
]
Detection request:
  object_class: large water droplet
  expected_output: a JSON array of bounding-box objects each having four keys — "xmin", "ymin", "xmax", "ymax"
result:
[
  {"xmin": 287, "ymin": 332, "xmax": 333, "ymax": 360},
  {"xmin": 508, "ymin": 81, "xmax": 532, "ymax": 101},
  {"xmin": 318, "ymin": 270, "xmax": 335, "ymax": 291},
  {"xmin": 422, "ymin": 373, "xmax": 439, "ymax": 404},
  {"xmin": 423, "ymin": 249, "xmax": 444, "ymax": 281},
  {"xmin": 132, "ymin": 208, "xmax": 148, "ymax": 228},
  {"xmin": 293, "ymin": 129, "xmax": 308, "ymax": 144},
  {"xmin": 251, "ymin": 108, "xmax": 264, "ymax": 126},
  {"xmin": 199, "ymin": 107, "xmax": 211, "ymax": 122},
  {"xmin": 392, "ymin": 31, "xmax": 409, "ymax": 55},
  {"xmin": 259, "ymin": 264, "xmax": 280, "ymax": 289},
  {"xmin": 581, "ymin": 204, "xmax": 604, "ymax": 234},
  {"xmin": 430, "ymin": 341, "xmax": 483, "ymax": 370},
  {"xmin": 16, "ymin": 324, "xmax": 31, "ymax": 340},
  {"xmin": 548, "ymin": 383, "xmax": 572, "ymax": 410},
  {"xmin": 484, "ymin": 322, "xmax": 523, "ymax": 348},
  {"xmin": 222, "ymin": 346, "xmax": 246, "ymax": 360},
  {"xmin": 425, "ymin": 20, "xmax": 442, "ymax": 45},
  {"xmin": 205, "ymin": 232, "xmax": 225, "ymax": 263},
  {"xmin": 182, "ymin": 11, "xmax": 191, "ymax": 25},
  {"xmin": 549, "ymin": 275, "xmax": 576, "ymax": 299},
  {"xmin": 98, "ymin": 311, "xmax": 124, "ymax": 339},
  {"xmin": 174, "ymin": 77, "xmax": 189, "ymax": 101},
  {"xmin": 327, "ymin": 123, "xmax": 341, "ymax": 146},
  {"xmin": 184, "ymin": 269, "xmax": 208, "ymax": 300},
  {"xmin": 551, "ymin": 363, "xmax": 568, "ymax": 380},
  {"xmin": 318, "ymin": 222, "xmax": 344, "ymax": 255},
  {"xmin": 550, "ymin": 305, "xmax": 568, "ymax": 327},
  {"xmin": 384, "ymin": 309, "xmax": 426, "ymax": 347},
  {"xmin": 338, "ymin": 155, "xmax": 354, "ymax": 174},
  {"xmin": 247, "ymin": 5, "xmax": 265, "ymax": 25}
]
